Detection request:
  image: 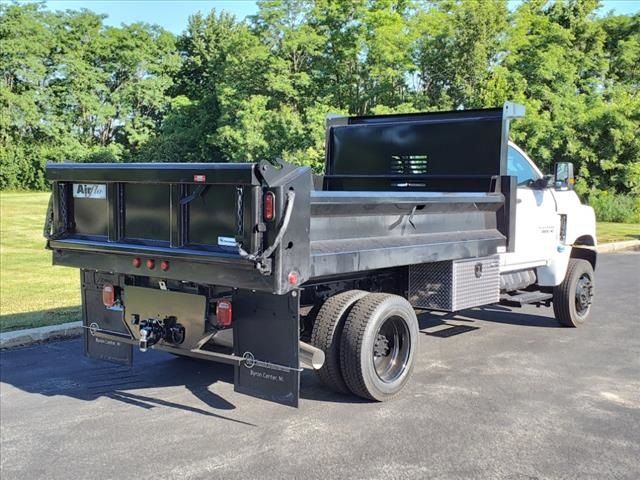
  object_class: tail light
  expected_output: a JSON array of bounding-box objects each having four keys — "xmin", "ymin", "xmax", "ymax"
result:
[
  {"xmin": 146, "ymin": 259, "xmax": 155, "ymax": 270},
  {"xmin": 216, "ymin": 299, "xmax": 233, "ymax": 327},
  {"xmin": 102, "ymin": 284, "xmax": 116, "ymax": 308},
  {"xmin": 160, "ymin": 260, "xmax": 170, "ymax": 271},
  {"xmin": 264, "ymin": 191, "xmax": 275, "ymax": 221},
  {"xmin": 132, "ymin": 258, "xmax": 141, "ymax": 268}
]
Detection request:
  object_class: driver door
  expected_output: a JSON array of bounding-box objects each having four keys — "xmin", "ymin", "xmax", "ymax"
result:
[{"xmin": 501, "ymin": 144, "xmax": 558, "ymax": 271}]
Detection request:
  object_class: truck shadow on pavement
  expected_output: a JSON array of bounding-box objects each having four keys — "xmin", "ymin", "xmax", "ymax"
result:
[
  {"xmin": 1, "ymin": 305, "xmax": 560, "ymax": 417},
  {"xmin": 0, "ymin": 340, "xmax": 258, "ymax": 425},
  {"xmin": 0, "ymin": 338, "xmax": 365, "ymax": 421},
  {"xmin": 417, "ymin": 305, "xmax": 561, "ymax": 337}
]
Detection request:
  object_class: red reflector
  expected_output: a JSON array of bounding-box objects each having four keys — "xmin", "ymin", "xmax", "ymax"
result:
[
  {"xmin": 160, "ymin": 260, "xmax": 170, "ymax": 271},
  {"xmin": 216, "ymin": 300, "xmax": 233, "ymax": 327},
  {"xmin": 264, "ymin": 191, "xmax": 275, "ymax": 221},
  {"xmin": 146, "ymin": 259, "xmax": 155, "ymax": 269},
  {"xmin": 102, "ymin": 284, "xmax": 115, "ymax": 307},
  {"xmin": 132, "ymin": 258, "xmax": 141, "ymax": 268},
  {"xmin": 193, "ymin": 174, "xmax": 206, "ymax": 183},
  {"xmin": 288, "ymin": 271, "xmax": 299, "ymax": 285}
]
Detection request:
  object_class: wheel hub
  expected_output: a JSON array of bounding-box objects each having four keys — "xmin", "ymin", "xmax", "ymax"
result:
[
  {"xmin": 374, "ymin": 334, "xmax": 390, "ymax": 357},
  {"xmin": 575, "ymin": 273, "xmax": 593, "ymax": 315},
  {"xmin": 372, "ymin": 315, "xmax": 411, "ymax": 383}
]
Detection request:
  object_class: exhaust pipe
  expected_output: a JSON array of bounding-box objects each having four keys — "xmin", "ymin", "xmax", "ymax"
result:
[
  {"xmin": 210, "ymin": 329, "xmax": 325, "ymax": 370},
  {"xmin": 299, "ymin": 341, "xmax": 325, "ymax": 370}
]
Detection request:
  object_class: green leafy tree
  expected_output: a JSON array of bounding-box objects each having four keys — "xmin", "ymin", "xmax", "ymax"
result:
[
  {"xmin": 1, "ymin": 3, "xmax": 56, "ymax": 188},
  {"xmin": 412, "ymin": 0, "xmax": 509, "ymax": 109},
  {"xmin": 1, "ymin": 3, "xmax": 178, "ymax": 187},
  {"xmin": 1, "ymin": 0, "xmax": 638, "ymax": 201}
]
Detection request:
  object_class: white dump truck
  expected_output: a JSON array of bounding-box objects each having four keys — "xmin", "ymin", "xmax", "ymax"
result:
[{"xmin": 45, "ymin": 102, "xmax": 596, "ymax": 406}]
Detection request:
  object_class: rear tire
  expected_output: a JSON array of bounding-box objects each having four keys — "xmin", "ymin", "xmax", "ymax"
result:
[
  {"xmin": 553, "ymin": 258, "xmax": 594, "ymax": 327},
  {"xmin": 310, "ymin": 290, "xmax": 368, "ymax": 394},
  {"xmin": 340, "ymin": 293, "xmax": 418, "ymax": 401}
]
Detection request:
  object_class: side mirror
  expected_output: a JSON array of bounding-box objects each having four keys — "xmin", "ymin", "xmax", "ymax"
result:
[{"xmin": 554, "ymin": 162, "xmax": 575, "ymax": 190}]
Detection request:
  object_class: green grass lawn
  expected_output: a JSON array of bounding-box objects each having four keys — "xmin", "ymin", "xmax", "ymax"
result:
[
  {"xmin": 0, "ymin": 192, "xmax": 638, "ymax": 332},
  {"xmin": 1, "ymin": 192, "xmax": 80, "ymax": 332},
  {"xmin": 596, "ymin": 222, "xmax": 640, "ymax": 243}
]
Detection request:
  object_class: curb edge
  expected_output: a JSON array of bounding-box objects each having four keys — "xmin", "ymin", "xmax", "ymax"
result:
[
  {"xmin": 1, "ymin": 321, "xmax": 82, "ymax": 350},
  {"xmin": 597, "ymin": 239, "xmax": 640, "ymax": 253}
]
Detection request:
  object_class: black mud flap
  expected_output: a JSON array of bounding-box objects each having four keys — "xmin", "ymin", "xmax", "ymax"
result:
[
  {"xmin": 233, "ymin": 290, "xmax": 300, "ymax": 407},
  {"xmin": 82, "ymin": 272, "xmax": 132, "ymax": 366}
]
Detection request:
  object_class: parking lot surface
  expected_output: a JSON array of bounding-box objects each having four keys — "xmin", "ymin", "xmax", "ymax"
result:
[{"xmin": 1, "ymin": 252, "xmax": 639, "ymax": 479}]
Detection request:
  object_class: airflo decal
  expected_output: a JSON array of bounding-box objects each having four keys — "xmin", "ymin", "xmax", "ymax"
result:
[{"xmin": 72, "ymin": 184, "xmax": 107, "ymax": 199}]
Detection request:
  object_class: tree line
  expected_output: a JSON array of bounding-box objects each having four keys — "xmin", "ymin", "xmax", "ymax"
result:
[{"xmin": 1, "ymin": 0, "xmax": 638, "ymax": 205}]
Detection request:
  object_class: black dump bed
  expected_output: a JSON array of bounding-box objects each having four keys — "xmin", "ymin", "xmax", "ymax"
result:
[{"xmin": 45, "ymin": 103, "xmax": 522, "ymax": 294}]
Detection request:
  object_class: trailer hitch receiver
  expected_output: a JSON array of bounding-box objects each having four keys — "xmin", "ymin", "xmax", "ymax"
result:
[{"xmin": 138, "ymin": 316, "xmax": 185, "ymax": 352}]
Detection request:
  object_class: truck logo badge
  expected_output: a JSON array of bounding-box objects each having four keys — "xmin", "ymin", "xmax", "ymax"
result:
[{"xmin": 243, "ymin": 351, "xmax": 257, "ymax": 368}]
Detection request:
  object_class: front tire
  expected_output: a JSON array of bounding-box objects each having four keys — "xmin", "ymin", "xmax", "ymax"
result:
[
  {"xmin": 340, "ymin": 293, "xmax": 419, "ymax": 401},
  {"xmin": 553, "ymin": 258, "xmax": 594, "ymax": 327}
]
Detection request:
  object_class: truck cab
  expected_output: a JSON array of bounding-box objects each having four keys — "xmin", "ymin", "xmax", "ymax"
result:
[{"xmin": 501, "ymin": 141, "xmax": 596, "ymax": 324}]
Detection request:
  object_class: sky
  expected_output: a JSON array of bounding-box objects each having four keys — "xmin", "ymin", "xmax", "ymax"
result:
[{"xmin": 41, "ymin": 0, "xmax": 640, "ymax": 34}]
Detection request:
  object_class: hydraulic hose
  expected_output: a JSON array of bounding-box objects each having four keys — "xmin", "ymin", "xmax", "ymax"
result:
[{"xmin": 238, "ymin": 189, "xmax": 296, "ymax": 275}]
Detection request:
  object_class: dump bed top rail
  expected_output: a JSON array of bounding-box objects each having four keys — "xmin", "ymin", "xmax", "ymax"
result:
[
  {"xmin": 47, "ymin": 162, "xmax": 260, "ymax": 185},
  {"xmin": 311, "ymin": 190, "xmax": 504, "ymax": 206}
]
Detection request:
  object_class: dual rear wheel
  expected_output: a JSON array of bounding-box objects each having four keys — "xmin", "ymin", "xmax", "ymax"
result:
[
  {"xmin": 311, "ymin": 291, "xmax": 418, "ymax": 401},
  {"xmin": 310, "ymin": 260, "xmax": 596, "ymax": 399}
]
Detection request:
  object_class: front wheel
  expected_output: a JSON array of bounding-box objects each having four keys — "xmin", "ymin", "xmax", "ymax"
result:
[
  {"xmin": 340, "ymin": 293, "xmax": 419, "ymax": 401},
  {"xmin": 553, "ymin": 258, "xmax": 595, "ymax": 327}
]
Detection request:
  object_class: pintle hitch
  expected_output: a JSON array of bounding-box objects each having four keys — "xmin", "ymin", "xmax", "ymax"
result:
[{"xmin": 137, "ymin": 316, "xmax": 185, "ymax": 352}]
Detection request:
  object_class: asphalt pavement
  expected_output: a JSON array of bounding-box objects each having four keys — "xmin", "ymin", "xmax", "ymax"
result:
[{"xmin": 1, "ymin": 252, "xmax": 639, "ymax": 480}]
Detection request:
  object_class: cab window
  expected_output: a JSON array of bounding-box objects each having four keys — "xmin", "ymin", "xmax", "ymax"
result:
[{"xmin": 507, "ymin": 146, "xmax": 541, "ymax": 186}]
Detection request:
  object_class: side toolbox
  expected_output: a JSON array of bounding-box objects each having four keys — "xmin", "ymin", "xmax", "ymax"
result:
[{"xmin": 409, "ymin": 255, "xmax": 500, "ymax": 311}]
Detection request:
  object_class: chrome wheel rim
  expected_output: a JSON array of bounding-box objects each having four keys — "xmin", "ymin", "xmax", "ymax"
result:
[{"xmin": 372, "ymin": 315, "xmax": 411, "ymax": 383}]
